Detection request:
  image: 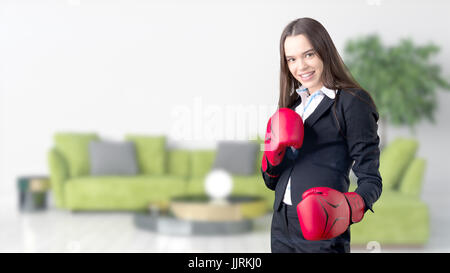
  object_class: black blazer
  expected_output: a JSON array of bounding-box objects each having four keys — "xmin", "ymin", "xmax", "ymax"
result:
[{"xmin": 262, "ymin": 89, "xmax": 382, "ymax": 213}]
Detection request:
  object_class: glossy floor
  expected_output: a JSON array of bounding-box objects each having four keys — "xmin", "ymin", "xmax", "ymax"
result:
[{"xmin": 1, "ymin": 197, "xmax": 449, "ymax": 253}]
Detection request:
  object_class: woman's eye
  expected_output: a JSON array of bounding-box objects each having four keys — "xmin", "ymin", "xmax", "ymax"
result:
[
  {"xmin": 305, "ymin": 52, "xmax": 314, "ymax": 58},
  {"xmin": 287, "ymin": 58, "xmax": 294, "ymax": 62}
]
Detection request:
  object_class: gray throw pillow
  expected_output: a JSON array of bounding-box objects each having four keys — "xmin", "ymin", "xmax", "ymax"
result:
[
  {"xmin": 89, "ymin": 140, "xmax": 139, "ymax": 176},
  {"xmin": 212, "ymin": 141, "xmax": 259, "ymax": 175}
]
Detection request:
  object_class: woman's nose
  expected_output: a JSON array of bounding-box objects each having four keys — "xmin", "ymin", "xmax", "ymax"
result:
[{"xmin": 296, "ymin": 58, "xmax": 308, "ymax": 73}]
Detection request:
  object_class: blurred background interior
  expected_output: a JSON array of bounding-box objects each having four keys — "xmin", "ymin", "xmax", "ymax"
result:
[{"xmin": 1, "ymin": 0, "xmax": 450, "ymax": 253}]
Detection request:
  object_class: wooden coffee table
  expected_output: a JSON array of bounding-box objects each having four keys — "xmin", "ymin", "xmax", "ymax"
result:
[
  {"xmin": 134, "ymin": 195, "xmax": 268, "ymax": 235},
  {"xmin": 169, "ymin": 195, "xmax": 267, "ymax": 221}
]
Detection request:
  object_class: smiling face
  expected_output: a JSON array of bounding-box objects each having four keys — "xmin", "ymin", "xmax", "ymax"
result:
[{"xmin": 284, "ymin": 34, "xmax": 324, "ymax": 94}]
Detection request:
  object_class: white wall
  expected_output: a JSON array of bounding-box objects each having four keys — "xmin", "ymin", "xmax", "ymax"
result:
[{"xmin": 1, "ymin": 0, "xmax": 450, "ymax": 208}]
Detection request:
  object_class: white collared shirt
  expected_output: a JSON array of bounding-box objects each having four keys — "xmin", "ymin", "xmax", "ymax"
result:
[{"xmin": 283, "ymin": 85, "xmax": 338, "ymax": 205}]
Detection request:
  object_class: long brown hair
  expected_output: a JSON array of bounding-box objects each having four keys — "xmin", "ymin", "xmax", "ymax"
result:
[{"xmin": 278, "ymin": 17, "xmax": 376, "ymax": 111}]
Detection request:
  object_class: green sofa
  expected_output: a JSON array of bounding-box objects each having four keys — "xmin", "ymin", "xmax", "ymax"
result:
[
  {"xmin": 48, "ymin": 133, "xmax": 429, "ymax": 245},
  {"xmin": 48, "ymin": 133, "xmax": 271, "ymax": 212}
]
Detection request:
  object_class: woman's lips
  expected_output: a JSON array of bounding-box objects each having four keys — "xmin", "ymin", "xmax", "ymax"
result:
[{"xmin": 299, "ymin": 71, "xmax": 315, "ymax": 81}]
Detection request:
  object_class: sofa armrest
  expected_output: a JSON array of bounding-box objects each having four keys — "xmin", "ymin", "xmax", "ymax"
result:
[{"xmin": 48, "ymin": 147, "xmax": 70, "ymax": 208}]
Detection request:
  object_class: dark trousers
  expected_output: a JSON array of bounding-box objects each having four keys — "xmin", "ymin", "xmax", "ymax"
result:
[{"xmin": 271, "ymin": 202, "xmax": 351, "ymax": 253}]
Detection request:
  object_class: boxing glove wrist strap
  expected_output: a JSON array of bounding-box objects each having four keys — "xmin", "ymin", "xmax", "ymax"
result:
[{"xmin": 344, "ymin": 192, "xmax": 365, "ymax": 224}]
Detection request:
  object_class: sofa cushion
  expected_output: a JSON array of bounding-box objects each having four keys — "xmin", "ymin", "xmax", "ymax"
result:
[
  {"xmin": 256, "ymin": 150, "xmax": 264, "ymax": 174},
  {"xmin": 54, "ymin": 133, "xmax": 99, "ymax": 177},
  {"xmin": 167, "ymin": 149, "xmax": 190, "ymax": 178},
  {"xmin": 212, "ymin": 141, "xmax": 259, "ymax": 175},
  {"xmin": 379, "ymin": 138, "xmax": 418, "ymax": 190},
  {"xmin": 125, "ymin": 135, "xmax": 166, "ymax": 175},
  {"xmin": 190, "ymin": 150, "xmax": 216, "ymax": 178},
  {"xmin": 254, "ymin": 137, "xmax": 264, "ymax": 174},
  {"xmin": 89, "ymin": 140, "xmax": 138, "ymax": 176},
  {"xmin": 398, "ymin": 158, "xmax": 427, "ymax": 198}
]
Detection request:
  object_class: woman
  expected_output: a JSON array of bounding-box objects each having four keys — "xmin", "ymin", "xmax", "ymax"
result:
[{"xmin": 261, "ymin": 17, "xmax": 382, "ymax": 253}]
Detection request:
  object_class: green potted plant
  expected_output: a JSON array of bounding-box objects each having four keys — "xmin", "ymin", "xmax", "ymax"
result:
[{"xmin": 344, "ymin": 34, "xmax": 450, "ymax": 147}]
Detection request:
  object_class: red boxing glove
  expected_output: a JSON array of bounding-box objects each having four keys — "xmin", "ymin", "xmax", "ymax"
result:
[
  {"xmin": 296, "ymin": 187, "xmax": 365, "ymax": 241},
  {"xmin": 261, "ymin": 108, "xmax": 304, "ymax": 176}
]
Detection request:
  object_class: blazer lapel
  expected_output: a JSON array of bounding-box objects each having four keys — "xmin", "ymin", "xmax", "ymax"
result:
[{"xmin": 304, "ymin": 96, "xmax": 334, "ymax": 128}]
